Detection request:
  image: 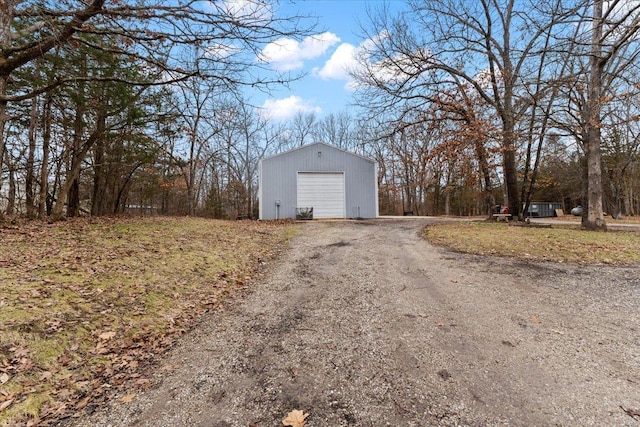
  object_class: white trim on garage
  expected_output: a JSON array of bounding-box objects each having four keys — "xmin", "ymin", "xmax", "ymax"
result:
[{"xmin": 297, "ymin": 172, "xmax": 345, "ymax": 218}]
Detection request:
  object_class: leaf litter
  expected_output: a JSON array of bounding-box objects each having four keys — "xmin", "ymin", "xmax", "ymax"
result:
[
  {"xmin": 0, "ymin": 217, "xmax": 293, "ymax": 426},
  {"xmin": 282, "ymin": 409, "xmax": 309, "ymax": 427}
]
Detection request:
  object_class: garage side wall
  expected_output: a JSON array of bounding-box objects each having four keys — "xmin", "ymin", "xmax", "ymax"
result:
[{"xmin": 259, "ymin": 143, "xmax": 377, "ymax": 220}]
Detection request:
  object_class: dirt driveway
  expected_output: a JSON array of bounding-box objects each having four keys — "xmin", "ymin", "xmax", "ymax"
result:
[{"xmin": 72, "ymin": 219, "xmax": 640, "ymax": 426}]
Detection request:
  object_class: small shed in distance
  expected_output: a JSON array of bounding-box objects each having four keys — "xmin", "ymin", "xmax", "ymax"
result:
[
  {"xmin": 258, "ymin": 142, "xmax": 378, "ymax": 220},
  {"xmin": 526, "ymin": 202, "xmax": 563, "ymax": 217}
]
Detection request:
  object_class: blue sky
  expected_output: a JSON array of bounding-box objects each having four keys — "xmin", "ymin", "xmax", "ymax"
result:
[
  {"xmin": 248, "ymin": 0, "xmax": 640, "ymax": 122},
  {"xmin": 252, "ymin": 0, "xmax": 406, "ymax": 121}
]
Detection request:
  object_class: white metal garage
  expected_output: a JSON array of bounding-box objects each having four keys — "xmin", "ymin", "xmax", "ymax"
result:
[
  {"xmin": 259, "ymin": 142, "xmax": 377, "ymax": 220},
  {"xmin": 297, "ymin": 172, "xmax": 345, "ymax": 218}
]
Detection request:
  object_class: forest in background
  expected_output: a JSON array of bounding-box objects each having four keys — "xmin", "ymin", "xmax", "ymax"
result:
[{"xmin": 0, "ymin": 0, "xmax": 639, "ymax": 225}]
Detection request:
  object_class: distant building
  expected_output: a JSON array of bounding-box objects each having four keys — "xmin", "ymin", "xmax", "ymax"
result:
[
  {"xmin": 258, "ymin": 142, "xmax": 378, "ymax": 220},
  {"xmin": 526, "ymin": 202, "xmax": 563, "ymax": 217}
]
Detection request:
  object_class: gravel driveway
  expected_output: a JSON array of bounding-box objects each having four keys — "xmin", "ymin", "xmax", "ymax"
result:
[{"xmin": 71, "ymin": 219, "xmax": 640, "ymax": 426}]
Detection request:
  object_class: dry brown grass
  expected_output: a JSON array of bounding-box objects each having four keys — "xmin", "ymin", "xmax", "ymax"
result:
[
  {"xmin": 424, "ymin": 221, "xmax": 640, "ymax": 265},
  {"xmin": 0, "ymin": 217, "xmax": 294, "ymax": 426},
  {"xmin": 546, "ymin": 215, "xmax": 640, "ymax": 224}
]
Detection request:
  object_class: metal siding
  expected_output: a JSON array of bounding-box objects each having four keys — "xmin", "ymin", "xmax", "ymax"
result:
[
  {"xmin": 297, "ymin": 172, "xmax": 345, "ymax": 218},
  {"xmin": 259, "ymin": 143, "xmax": 377, "ymax": 219}
]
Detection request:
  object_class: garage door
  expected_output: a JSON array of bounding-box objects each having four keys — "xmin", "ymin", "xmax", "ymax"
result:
[{"xmin": 297, "ymin": 172, "xmax": 345, "ymax": 218}]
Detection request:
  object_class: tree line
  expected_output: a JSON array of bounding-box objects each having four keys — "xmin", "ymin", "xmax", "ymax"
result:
[
  {"xmin": 0, "ymin": 0, "xmax": 312, "ymax": 219},
  {"xmin": 353, "ymin": 0, "xmax": 640, "ymax": 229},
  {"xmin": 0, "ymin": 1, "xmax": 639, "ymax": 227}
]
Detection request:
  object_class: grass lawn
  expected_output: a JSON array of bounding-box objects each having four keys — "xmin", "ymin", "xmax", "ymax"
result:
[
  {"xmin": 424, "ymin": 220, "xmax": 640, "ymax": 265},
  {"xmin": 0, "ymin": 217, "xmax": 294, "ymax": 426}
]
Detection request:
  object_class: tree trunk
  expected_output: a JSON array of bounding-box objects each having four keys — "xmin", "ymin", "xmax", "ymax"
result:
[
  {"xmin": 38, "ymin": 93, "xmax": 52, "ymax": 219},
  {"xmin": 582, "ymin": 0, "xmax": 607, "ymax": 230},
  {"xmin": 67, "ymin": 81, "xmax": 86, "ymax": 218},
  {"xmin": 473, "ymin": 137, "xmax": 494, "ymax": 216},
  {"xmin": 67, "ymin": 155, "xmax": 81, "ymax": 217},
  {"xmin": 51, "ymin": 128, "xmax": 102, "ymax": 220},
  {"xmin": 625, "ymin": 179, "xmax": 635, "ymax": 216},
  {"xmin": 5, "ymin": 152, "xmax": 15, "ymax": 215},
  {"xmin": 503, "ymin": 115, "xmax": 520, "ymax": 219},
  {"xmin": 26, "ymin": 92, "xmax": 38, "ymax": 218},
  {"xmin": 114, "ymin": 162, "xmax": 142, "ymax": 214},
  {"xmin": 91, "ymin": 133, "xmax": 106, "ymax": 215},
  {"xmin": 0, "ymin": 3, "xmax": 12, "ymax": 197},
  {"xmin": 444, "ymin": 168, "xmax": 452, "ymax": 216},
  {"xmin": 0, "ymin": 76, "xmax": 8, "ymax": 208}
]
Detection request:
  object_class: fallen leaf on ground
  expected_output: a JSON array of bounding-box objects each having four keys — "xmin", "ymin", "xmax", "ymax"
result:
[
  {"xmin": 134, "ymin": 378, "xmax": 152, "ymax": 389},
  {"xmin": 283, "ymin": 409, "xmax": 309, "ymax": 427},
  {"xmin": 0, "ymin": 218, "xmax": 291, "ymax": 425},
  {"xmin": 120, "ymin": 392, "xmax": 136, "ymax": 404},
  {"xmin": 76, "ymin": 396, "xmax": 91, "ymax": 410},
  {"xmin": 99, "ymin": 331, "xmax": 116, "ymax": 341},
  {"xmin": 0, "ymin": 399, "xmax": 14, "ymax": 412},
  {"xmin": 93, "ymin": 341, "xmax": 110, "ymax": 355},
  {"xmin": 160, "ymin": 364, "xmax": 181, "ymax": 371},
  {"xmin": 13, "ymin": 347, "xmax": 29, "ymax": 357}
]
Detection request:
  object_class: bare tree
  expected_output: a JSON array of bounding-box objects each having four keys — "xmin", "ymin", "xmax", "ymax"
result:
[
  {"xmin": 430, "ymin": 82, "xmax": 498, "ymax": 216},
  {"xmin": 291, "ymin": 111, "xmax": 317, "ymax": 147},
  {"xmin": 170, "ymin": 73, "xmax": 224, "ymax": 216},
  {"xmin": 1, "ymin": 1, "xmax": 312, "ymax": 100},
  {"xmin": 313, "ymin": 111, "xmax": 356, "ymax": 151},
  {"xmin": 0, "ymin": 0, "xmax": 313, "ymax": 218},
  {"xmin": 0, "ymin": 1, "xmax": 106, "ymax": 183},
  {"xmin": 601, "ymin": 88, "xmax": 640, "ymax": 218},
  {"xmin": 580, "ymin": 0, "xmax": 640, "ymax": 229},
  {"xmin": 230, "ymin": 100, "xmax": 280, "ymax": 218},
  {"xmin": 354, "ymin": 0, "xmax": 580, "ymax": 220},
  {"xmin": 549, "ymin": 0, "xmax": 640, "ymax": 229}
]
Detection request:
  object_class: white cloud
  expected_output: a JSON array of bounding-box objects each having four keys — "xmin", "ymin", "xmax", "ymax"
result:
[
  {"xmin": 259, "ymin": 96, "xmax": 322, "ymax": 121},
  {"xmin": 260, "ymin": 38, "xmax": 303, "ymax": 70},
  {"xmin": 218, "ymin": 0, "xmax": 273, "ymax": 22},
  {"xmin": 259, "ymin": 32, "xmax": 340, "ymax": 71},
  {"xmin": 204, "ymin": 42, "xmax": 241, "ymax": 59},
  {"xmin": 317, "ymin": 43, "xmax": 357, "ymax": 81},
  {"xmin": 300, "ymin": 32, "xmax": 341, "ymax": 58},
  {"xmin": 339, "ymin": 30, "xmax": 438, "ymax": 91},
  {"xmin": 360, "ymin": 29, "xmax": 390, "ymax": 54},
  {"xmin": 314, "ymin": 30, "xmax": 394, "ymax": 90}
]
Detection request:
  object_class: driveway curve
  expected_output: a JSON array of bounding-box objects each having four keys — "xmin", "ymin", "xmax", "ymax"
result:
[{"xmin": 71, "ymin": 219, "xmax": 640, "ymax": 426}]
